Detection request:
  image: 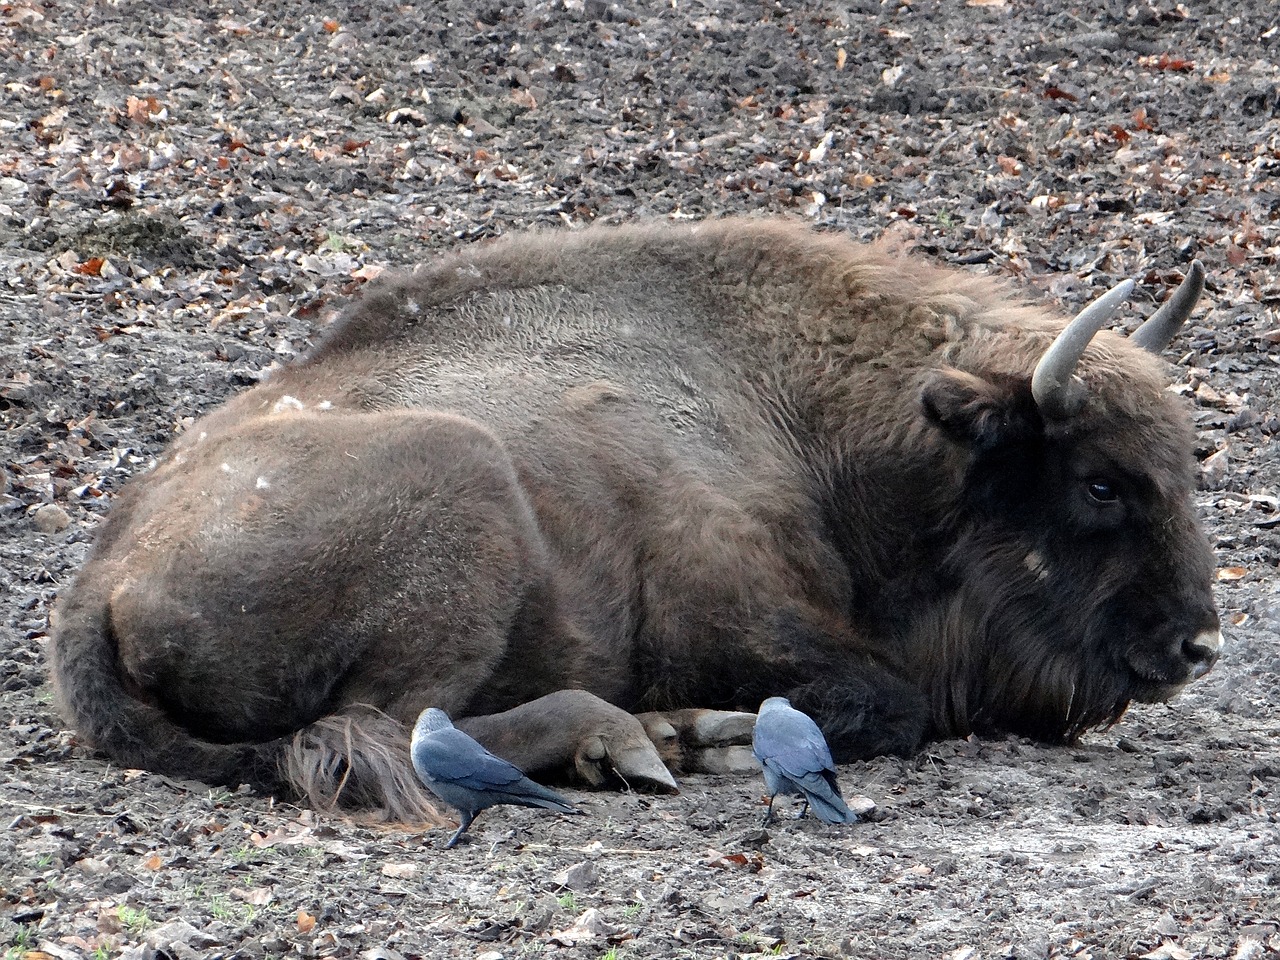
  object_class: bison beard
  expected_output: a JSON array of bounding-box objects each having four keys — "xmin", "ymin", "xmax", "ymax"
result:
[{"xmin": 48, "ymin": 219, "xmax": 1222, "ymax": 821}]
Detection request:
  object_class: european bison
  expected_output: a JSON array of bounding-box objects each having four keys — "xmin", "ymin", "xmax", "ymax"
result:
[{"xmin": 50, "ymin": 219, "xmax": 1221, "ymax": 822}]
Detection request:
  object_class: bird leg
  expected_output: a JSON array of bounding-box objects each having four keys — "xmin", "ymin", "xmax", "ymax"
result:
[
  {"xmin": 443, "ymin": 811, "xmax": 477, "ymax": 849},
  {"xmin": 761, "ymin": 796, "xmax": 778, "ymax": 827},
  {"xmin": 795, "ymin": 799, "xmax": 810, "ymax": 820}
]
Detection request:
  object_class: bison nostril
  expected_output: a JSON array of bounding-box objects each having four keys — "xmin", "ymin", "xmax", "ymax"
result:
[{"xmin": 1183, "ymin": 629, "xmax": 1222, "ymax": 677}]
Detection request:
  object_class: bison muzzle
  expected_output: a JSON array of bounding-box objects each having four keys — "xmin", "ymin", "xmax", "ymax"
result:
[{"xmin": 49, "ymin": 219, "xmax": 1222, "ymax": 822}]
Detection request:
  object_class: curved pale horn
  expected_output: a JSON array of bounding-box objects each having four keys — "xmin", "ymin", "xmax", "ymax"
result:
[
  {"xmin": 1130, "ymin": 260, "xmax": 1205, "ymax": 353},
  {"xmin": 1031, "ymin": 279, "xmax": 1135, "ymax": 420}
]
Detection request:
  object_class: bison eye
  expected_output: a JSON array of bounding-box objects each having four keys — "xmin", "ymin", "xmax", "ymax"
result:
[{"xmin": 1086, "ymin": 479, "xmax": 1119, "ymax": 504}]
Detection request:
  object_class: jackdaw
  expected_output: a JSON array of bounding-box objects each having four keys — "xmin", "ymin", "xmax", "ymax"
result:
[
  {"xmin": 752, "ymin": 696, "xmax": 858, "ymax": 825},
  {"xmin": 410, "ymin": 707, "xmax": 581, "ymax": 847}
]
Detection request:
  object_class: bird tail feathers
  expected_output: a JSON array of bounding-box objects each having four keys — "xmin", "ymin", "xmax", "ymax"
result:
[{"xmin": 803, "ymin": 786, "xmax": 858, "ymax": 824}]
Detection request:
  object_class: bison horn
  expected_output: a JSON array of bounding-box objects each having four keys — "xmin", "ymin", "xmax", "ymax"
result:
[
  {"xmin": 1130, "ymin": 260, "xmax": 1206, "ymax": 354},
  {"xmin": 1031, "ymin": 278, "xmax": 1135, "ymax": 420}
]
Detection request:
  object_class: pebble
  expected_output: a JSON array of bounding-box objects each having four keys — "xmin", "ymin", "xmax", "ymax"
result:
[{"xmin": 33, "ymin": 503, "xmax": 71, "ymax": 533}]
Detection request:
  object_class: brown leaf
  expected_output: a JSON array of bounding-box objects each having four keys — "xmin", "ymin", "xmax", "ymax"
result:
[
  {"xmin": 141, "ymin": 853, "xmax": 163, "ymax": 871},
  {"xmin": 73, "ymin": 257, "xmax": 104, "ymax": 277},
  {"xmin": 297, "ymin": 909, "xmax": 316, "ymax": 933},
  {"xmin": 997, "ymin": 155, "xmax": 1022, "ymax": 175},
  {"xmin": 126, "ymin": 95, "xmax": 159, "ymax": 124},
  {"xmin": 231, "ymin": 886, "xmax": 274, "ymax": 905},
  {"xmin": 1140, "ymin": 54, "xmax": 1195, "ymax": 72},
  {"xmin": 704, "ymin": 848, "xmax": 764, "ymax": 871},
  {"xmin": 1216, "ymin": 567, "xmax": 1246, "ymax": 581}
]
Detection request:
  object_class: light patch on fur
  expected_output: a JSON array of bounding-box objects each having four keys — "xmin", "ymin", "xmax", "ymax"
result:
[
  {"xmin": 272, "ymin": 395, "xmax": 306, "ymax": 414},
  {"xmin": 317, "ymin": 400, "xmax": 333, "ymax": 411},
  {"xmin": 197, "ymin": 431, "xmax": 207, "ymax": 443},
  {"xmin": 220, "ymin": 462, "xmax": 233, "ymax": 474},
  {"xmin": 1194, "ymin": 629, "xmax": 1223, "ymax": 653},
  {"xmin": 256, "ymin": 476, "xmax": 271, "ymax": 490},
  {"xmin": 1024, "ymin": 550, "xmax": 1049, "ymax": 581}
]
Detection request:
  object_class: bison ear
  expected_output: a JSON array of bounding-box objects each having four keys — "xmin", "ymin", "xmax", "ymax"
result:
[{"xmin": 920, "ymin": 368, "xmax": 1039, "ymax": 451}]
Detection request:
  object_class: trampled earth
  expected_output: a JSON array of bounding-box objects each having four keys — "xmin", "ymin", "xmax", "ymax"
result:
[{"xmin": 1, "ymin": 1, "xmax": 1278, "ymax": 958}]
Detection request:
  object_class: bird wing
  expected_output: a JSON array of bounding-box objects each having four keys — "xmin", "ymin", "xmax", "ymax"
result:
[{"xmin": 413, "ymin": 728, "xmax": 528, "ymax": 791}]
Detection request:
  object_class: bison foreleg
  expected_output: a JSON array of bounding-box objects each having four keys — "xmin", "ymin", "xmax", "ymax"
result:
[
  {"xmin": 784, "ymin": 667, "xmax": 930, "ymax": 762},
  {"xmin": 455, "ymin": 691, "xmax": 678, "ymax": 793},
  {"xmin": 635, "ymin": 708, "xmax": 759, "ymax": 775}
]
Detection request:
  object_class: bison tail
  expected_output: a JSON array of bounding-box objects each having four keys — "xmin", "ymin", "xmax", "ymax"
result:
[
  {"xmin": 283, "ymin": 704, "xmax": 448, "ymax": 826},
  {"xmin": 51, "ymin": 587, "xmax": 445, "ymax": 825},
  {"xmin": 49, "ymin": 582, "xmax": 285, "ymax": 794}
]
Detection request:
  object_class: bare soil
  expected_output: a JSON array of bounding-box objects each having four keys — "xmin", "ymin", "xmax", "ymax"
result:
[{"xmin": 2, "ymin": 1, "xmax": 1278, "ymax": 958}]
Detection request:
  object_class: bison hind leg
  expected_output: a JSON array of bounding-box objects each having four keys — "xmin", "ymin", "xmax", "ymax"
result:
[{"xmin": 282, "ymin": 703, "xmax": 448, "ymax": 826}]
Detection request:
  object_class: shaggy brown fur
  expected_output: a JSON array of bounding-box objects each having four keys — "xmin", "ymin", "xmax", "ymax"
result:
[{"xmin": 49, "ymin": 219, "xmax": 1220, "ymax": 819}]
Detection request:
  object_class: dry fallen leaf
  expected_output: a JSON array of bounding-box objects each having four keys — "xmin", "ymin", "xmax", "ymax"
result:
[
  {"xmin": 548, "ymin": 908, "xmax": 620, "ymax": 946},
  {"xmin": 126, "ymin": 95, "xmax": 163, "ymax": 124},
  {"xmin": 296, "ymin": 909, "xmax": 316, "ymax": 933},
  {"xmin": 997, "ymin": 155, "xmax": 1023, "ymax": 175},
  {"xmin": 231, "ymin": 886, "xmax": 274, "ymax": 906},
  {"xmin": 1140, "ymin": 942, "xmax": 1193, "ymax": 960},
  {"xmin": 380, "ymin": 862, "xmax": 417, "ymax": 879},
  {"xmin": 1216, "ymin": 567, "xmax": 1247, "ymax": 581}
]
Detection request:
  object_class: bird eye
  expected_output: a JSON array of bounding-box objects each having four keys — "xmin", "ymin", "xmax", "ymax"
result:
[{"xmin": 1086, "ymin": 478, "xmax": 1118, "ymax": 504}]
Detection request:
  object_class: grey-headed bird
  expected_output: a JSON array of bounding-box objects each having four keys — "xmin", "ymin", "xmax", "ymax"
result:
[
  {"xmin": 410, "ymin": 707, "xmax": 581, "ymax": 847},
  {"xmin": 752, "ymin": 696, "xmax": 857, "ymax": 825}
]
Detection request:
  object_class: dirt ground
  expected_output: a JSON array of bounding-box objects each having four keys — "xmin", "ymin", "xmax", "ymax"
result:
[{"xmin": 2, "ymin": 0, "xmax": 1279, "ymax": 957}]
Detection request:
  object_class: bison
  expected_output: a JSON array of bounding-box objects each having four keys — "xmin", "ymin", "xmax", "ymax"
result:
[{"xmin": 49, "ymin": 219, "xmax": 1222, "ymax": 822}]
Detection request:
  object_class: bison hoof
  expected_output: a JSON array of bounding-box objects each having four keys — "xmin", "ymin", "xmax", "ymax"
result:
[
  {"xmin": 637, "ymin": 708, "xmax": 758, "ymax": 776},
  {"xmin": 574, "ymin": 734, "xmax": 678, "ymax": 794}
]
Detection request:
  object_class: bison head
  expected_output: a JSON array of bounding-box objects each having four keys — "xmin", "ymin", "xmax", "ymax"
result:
[{"xmin": 915, "ymin": 264, "xmax": 1221, "ymax": 742}]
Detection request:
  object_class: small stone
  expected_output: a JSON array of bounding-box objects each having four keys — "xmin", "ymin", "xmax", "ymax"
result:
[
  {"xmin": 556, "ymin": 860, "xmax": 599, "ymax": 891},
  {"xmin": 33, "ymin": 503, "xmax": 71, "ymax": 533},
  {"xmin": 1199, "ymin": 447, "xmax": 1230, "ymax": 490}
]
